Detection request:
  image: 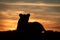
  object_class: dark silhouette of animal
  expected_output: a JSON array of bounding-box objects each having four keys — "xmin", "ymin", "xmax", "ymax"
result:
[
  {"xmin": 17, "ymin": 14, "xmax": 46, "ymax": 40},
  {"xmin": 17, "ymin": 14, "xmax": 45, "ymax": 32}
]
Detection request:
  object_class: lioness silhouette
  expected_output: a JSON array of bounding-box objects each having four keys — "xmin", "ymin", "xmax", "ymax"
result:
[{"xmin": 17, "ymin": 14, "xmax": 45, "ymax": 40}]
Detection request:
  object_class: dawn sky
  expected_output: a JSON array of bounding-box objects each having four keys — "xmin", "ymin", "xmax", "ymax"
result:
[{"xmin": 0, "ymin": 0, "xmax": 60, "ymax": 32}]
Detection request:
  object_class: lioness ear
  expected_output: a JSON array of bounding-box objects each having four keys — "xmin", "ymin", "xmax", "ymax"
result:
[
  {"xmin": 27, "ymin": 14, "xmax": 30, "ymax": 16},
  {"xmin": 19, "ymin": 14, "xmax": 22, "ymax": 16}
]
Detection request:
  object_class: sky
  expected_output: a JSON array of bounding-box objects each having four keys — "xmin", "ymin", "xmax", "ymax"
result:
[{"xmin": 0, "ymin": 0, "xmax": 60, "ymax": 32}]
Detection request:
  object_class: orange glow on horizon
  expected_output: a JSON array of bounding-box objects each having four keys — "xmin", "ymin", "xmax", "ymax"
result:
[
  {"xmin": 0, "ymin": 9, "xmax": 60, "ymax": 32},
  {"xmin": 0, "ymin": 18, "xmax": 60, "ymax": 32}
]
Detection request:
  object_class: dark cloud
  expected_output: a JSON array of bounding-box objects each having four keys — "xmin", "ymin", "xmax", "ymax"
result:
[
  {"xmin": 0, "ymin": 0, "xmax": 60, "ymax": 3},
  {"xmin": 46, "ymin": 6, "xmax": 60, "ymax": 12},
  {"xmin": 0, "ymin": 0, "xmax": 40, "ymax": 3},
  {"xmin": 33, "ymin": 14, "xmax": 60, "ymax": 22},
  {"xmin": 0, "ymin": 3, "xmax": 60, "ymax": 12},
  {"xmin": 42, "ymin": 0, "xmax": 60, "ymax": 4},
  {"xmin": 0, "ymin": 3, "xmax": 42, "ymax": 11},
  {"xmin": 0, "ymin": 4, "xmax": 9, "ymax": 11}
]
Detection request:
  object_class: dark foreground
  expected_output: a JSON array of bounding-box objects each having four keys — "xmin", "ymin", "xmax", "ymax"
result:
[{"xmin": 0, "ymin": 31, "xmax": 60, "ymax": 40}]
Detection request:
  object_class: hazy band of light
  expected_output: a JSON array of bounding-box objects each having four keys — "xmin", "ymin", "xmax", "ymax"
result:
[{"xmin": 0, "ymin": 2, "xmax": 60, "ymax": 6}]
